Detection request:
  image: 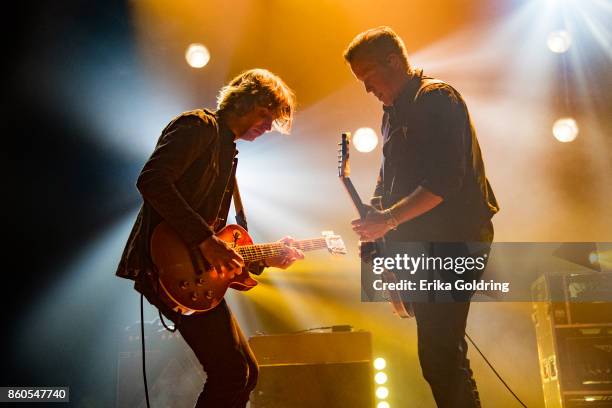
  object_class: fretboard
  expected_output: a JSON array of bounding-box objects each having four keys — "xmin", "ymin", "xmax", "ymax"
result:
[{"xmin": 236, "ymin": 238, "xmax": 327, "ymax": 263}]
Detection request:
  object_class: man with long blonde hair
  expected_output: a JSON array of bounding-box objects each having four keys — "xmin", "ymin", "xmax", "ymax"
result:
[{"xmin": 117, "ymin": 68, "xmax": 303, "ymax": 407}]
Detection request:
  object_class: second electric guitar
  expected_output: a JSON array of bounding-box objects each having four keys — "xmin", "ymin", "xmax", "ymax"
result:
[{"xmin": 338, "ymin": 132, "xmax": 413, "ymax": 318}]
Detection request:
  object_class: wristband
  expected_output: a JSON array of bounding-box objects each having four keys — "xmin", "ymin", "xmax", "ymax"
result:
[{"xmin": 384, "ymin": 208, "xmax": 400, "ymax": 230}]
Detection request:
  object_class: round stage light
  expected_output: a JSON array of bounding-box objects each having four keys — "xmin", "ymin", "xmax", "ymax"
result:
[
  {"xmin": 373, "ymin": 357, "xmax": 386, "ymax": 370},
  {"xmin": 353, "ymin": 127, "xmax": 378, "ymax": 152},
  {"xmin": 377, "ymin": 402, "xmax": 391, "ymax": 408},
  {"xmin": 185, "ymin": 43, "xmax": 210, "ymax": 68},
  {"xmin": 376, "ymin": 386, "xmax": 389, "ymax": 399},
  {"xmin": 375, "ymin": 372, "xmax": 388, "ymax": 385},
  {"xmin": 552, "ymin": 117, "xmax": 579, "ymax": 142},
  {"xmin": 547, "ymin": 30, "xmax": 571, "ymax": 53}
]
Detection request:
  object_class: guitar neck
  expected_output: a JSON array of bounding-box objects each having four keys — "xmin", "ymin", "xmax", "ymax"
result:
[
  {"xmin": 236, "ymin": 238, "xmax": 328, "ymax": 263},
  {"xmin": 341, "ymin": 177, "xmax": 368, "ymax": 219}
]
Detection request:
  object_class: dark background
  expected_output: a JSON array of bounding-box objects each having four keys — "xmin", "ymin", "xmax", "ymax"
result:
[{"xmin": 4, "ymin": 1, "xmax": 139, "ymax": 405}]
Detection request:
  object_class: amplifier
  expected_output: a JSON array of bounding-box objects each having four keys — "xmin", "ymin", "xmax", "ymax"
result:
[
  {"xmin": 563, "ymin": 329, "xmax": 612, "ymax": 389},
  {"xmin": 532, "ymin": 273, "xmax": 612, "ymax": 408},
  {"xmin": 532, "ymin": 273, "xmax": 612, "ymax": 325},
  {"xmin": 249, "ymin": 330, "xmax": 374, "ymax": 408}
]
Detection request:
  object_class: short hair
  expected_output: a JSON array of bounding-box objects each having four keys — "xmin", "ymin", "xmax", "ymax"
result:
[
  {"xmin": 217, "ymin": 68, "xmax": 296, "ymax": 134},
  {"xmin": 343, "ymin": 26, "xmax": 410, "ymax": 70}
]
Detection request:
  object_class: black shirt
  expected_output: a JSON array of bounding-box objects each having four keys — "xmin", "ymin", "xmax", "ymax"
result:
[{"xmin": 376, "ymin": 70, "xmax": 499, "ymax": 242}]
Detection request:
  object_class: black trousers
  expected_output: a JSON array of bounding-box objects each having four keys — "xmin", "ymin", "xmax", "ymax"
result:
[
  {"xmin": 407, "ymin": 237, "xmax": 492, "ymax": 408},
  {"xmin": 412, "ymin": 301, "xmax": 480, "ymax": 408},
  {"xmin": 136, "ymin": 277, "xmax": 258, "ymax": 408}
]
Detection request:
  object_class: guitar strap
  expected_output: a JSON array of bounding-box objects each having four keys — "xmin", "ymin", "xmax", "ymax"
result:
[
  {"xmin": 215, "ymin": 157, "xmax": 265, "ymax": 275},
  {"xmin": 215, "ymin": 157, "xmax": 249, "ymax": 231},
  {"xmin": 232, "ymin": 177, "xmax": 248, "ymax": 230}
]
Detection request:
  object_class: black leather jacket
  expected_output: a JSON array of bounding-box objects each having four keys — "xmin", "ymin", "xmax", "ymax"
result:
[{"xmin": 116, "ymin": 109, "xmax": 236, "ymax": 280}]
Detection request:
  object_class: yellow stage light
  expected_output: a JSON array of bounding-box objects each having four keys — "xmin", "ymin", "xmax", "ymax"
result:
[
  {"xmin": 353, "ymin": 127, "xmax": 378, "ymax": 152},
  {"xmin": 376, "ymin": 386, "xmax": 389, "ymax": 399},
  {"xmin": 552, "ymin": 117, "xmax": 579, "ymax": 142},
  {"xmin": 377, "ymin": 402, "xmax": 391, "ymax": 408},
  {"xmin": 185, "ymin": 43, "xmax": 210, "ymax": 68},
  {"xmin": 373, "ymin": 357, "xmax": 386, "ymax": 370},
  {"xmin": 375, "ymin": 371, "xmax": 388, "ymax": 384}
]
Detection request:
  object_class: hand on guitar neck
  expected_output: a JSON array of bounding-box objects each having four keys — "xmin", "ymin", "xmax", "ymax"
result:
[
  {"xmin": 353, "ymin": 205, "xmax": 393, "ymax": 265},
  {"xmin": 351, "ymin": 195, "xmax": 399, "ymax": 243},
  {"xmin": 351, "ymin": 204, "xmax": 397, "ymax": 242},
  {"xmin": 262, "ymin": 236, "xmax": 305, "ymax": 269}
]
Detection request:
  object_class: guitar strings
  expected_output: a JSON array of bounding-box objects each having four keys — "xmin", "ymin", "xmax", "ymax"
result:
[{"xmin": 236, "ymin": 238, "xmax": 328, "ymax": 261}]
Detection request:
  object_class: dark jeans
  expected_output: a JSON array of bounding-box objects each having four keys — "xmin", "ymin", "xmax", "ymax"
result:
[
  {"xmin": 136, "ymin": 277, "xmax": 258, "ymax": 408},
  {"xmin": 412, "ymin": 302, "xmax": 480, "ymax": 408},
  {"xmin": 407, "ymin": 237, "xmax": 492, "ymax": 408}
]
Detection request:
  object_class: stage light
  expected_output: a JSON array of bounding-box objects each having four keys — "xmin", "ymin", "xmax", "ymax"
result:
[
  {"xmin": 185, "ymin": 43, "xmax": 210, "ymax": 68},
  {"xmin": 547, "ymin": 30, "xmax": 572, "ymax": 53},
  {"xmin": 377, "ymin": 402, "xmax": 391, "ymax": 408},
  {"xmin": 373, "ymin": 357, "xmax": 386, "ymax": 370},
  {"xmin": 376, "ymin": 386, "xmax": 389, "ymax": 399},
  {"xmin": 552, "ymin": 118, "xmax": 579, "ymax": 142},
  {"xmin": 375, "ymin": 371, "xmax": 388, "ymax": 384},
  {"xmin": 353, "ymin": 127, "xmax": 378, "ymax": 153},
  {"xmin": 553, "ymin": 242, "xmax": 602, "ymax": 272}
]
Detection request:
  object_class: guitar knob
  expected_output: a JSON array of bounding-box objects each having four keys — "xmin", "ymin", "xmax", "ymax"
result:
[
  {"xmin": 196, "ymin": 278, "xmax": 205, "ymax": 286},
  {"xmin": 180, "ymin": 281, "xmax": 190, "ymax": 290},
  {"xmin": 191, "ymin": 292, "xmax": 198, "ymax": 301},
  {"xmin": 205, "ymin": 290, "xmax": 214, "ymax": 300}
]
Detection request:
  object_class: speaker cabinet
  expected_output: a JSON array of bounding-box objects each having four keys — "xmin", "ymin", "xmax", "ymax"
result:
[
  {"xmin": 532, "ymin": 274, "xmax": 612, "ymax": 408},
  {"xmin": 249, "ymin": 330, "xmax": 374, "ymax": 408}
]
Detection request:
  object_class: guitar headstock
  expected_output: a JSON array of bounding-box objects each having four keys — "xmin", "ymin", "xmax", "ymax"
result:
[
  {"xmin": 337, "ymin": 132, "xmax": 350, "ymax": 179},
  {"xmin": 321, "ymin": 231, "xmax": 347, "ymax": 255}
]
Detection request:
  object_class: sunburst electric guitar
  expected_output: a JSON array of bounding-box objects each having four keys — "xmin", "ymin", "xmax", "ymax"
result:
[
  {"xmin": 338, "ymin": 132, "xmax": 414, "ymax": 318},
  {"xmin": 150, "ymin": 222, "xmax": 347, "ymax": 315}
]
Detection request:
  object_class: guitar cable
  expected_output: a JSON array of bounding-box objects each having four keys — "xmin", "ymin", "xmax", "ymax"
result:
[
  {"xmin": 140, "ymin": 277, "xmax": 180, "ymax": 408},
  {"xmin": 465, "ymin": 331, "xmax": 528, "ymax": 407},
  {"xmin": 156, "ymin": 276, "xmax": 178, "ymax": 333},
  {"xmin": 140, "ymin": 294, "xmax": 151, "ymax": 408}
]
